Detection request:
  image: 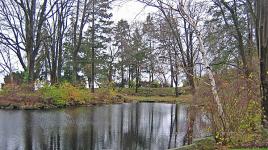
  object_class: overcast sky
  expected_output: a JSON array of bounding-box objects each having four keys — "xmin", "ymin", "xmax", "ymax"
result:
[{"xmin": 112, "ymin": 0, "xmax": 157, "ymax": 23}]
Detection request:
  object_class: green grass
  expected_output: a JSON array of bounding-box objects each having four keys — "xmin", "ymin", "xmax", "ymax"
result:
[
  {"xmin": 125, "ymin": 94, "xmax": 192, "ymax": 103},
  {"xmin": 116, "ymin": 87, "xmax": 189, "ymax": 97},
  {"xmin": 93, "ymin": 87, "xmax": 193, "ymax": 104}
]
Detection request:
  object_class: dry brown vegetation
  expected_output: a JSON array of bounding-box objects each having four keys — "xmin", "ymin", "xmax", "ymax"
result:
[{"xmin": 195, "ymin": 68, "xmax": 265, "ymax": 147}]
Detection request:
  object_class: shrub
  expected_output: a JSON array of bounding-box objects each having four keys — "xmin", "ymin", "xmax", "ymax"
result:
[
  {"xmin": 128, "ymin": 80, "xmax": 136, "ymax": 88},
  {"xmin": 149, "ymin": 81, "xmax": 161, "ymax": 88},
  {"xmin": 96, "ymin": 86, "xmax": 117, "ymax": 100},
  {"xmin": 196, "ymin": 70, "xmax": 261, "ymax": 146},
  {"xmin": 0, "ymin": 84, "xmax": 13, "ymax": 95},
  {"xmin": 230, "ymin": 100, "xmax": 262, "ymax": 145},
  {"xmin": 39, "ymin": 82, "xmax": 91, "ymax": 106},
  {"xmin": 0, "ymin": 83, "xmax": 34, "ymax": 95}
]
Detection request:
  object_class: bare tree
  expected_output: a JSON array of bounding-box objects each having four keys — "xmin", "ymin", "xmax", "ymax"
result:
[
  {"xmin": 0, "ymin": 0, "xmax": 59, "ymax": 84},
  {"xmin": 43, "ymin": 0, "xmax": 72, "ymax": 84},
  {"xmin": 71, "ymin": 0, "xmax": 90, "ymax": 84},
  {"xmin": 138, "ymin": 0, "xmax": 201, "ymax": 98},
  {"xmin": 0, "ymin": 45, "xmax": 15, "ymax": 84}
]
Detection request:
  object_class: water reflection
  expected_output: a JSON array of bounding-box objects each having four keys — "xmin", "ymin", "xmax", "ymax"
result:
[{"xmin": 0, "ymin": 103, "xmax": 210, "ymax": 150}]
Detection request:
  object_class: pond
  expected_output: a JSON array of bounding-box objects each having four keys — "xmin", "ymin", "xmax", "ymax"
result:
[{"xmin": 0, "ymin": 103, "xmax": 210, "ymax": 150}]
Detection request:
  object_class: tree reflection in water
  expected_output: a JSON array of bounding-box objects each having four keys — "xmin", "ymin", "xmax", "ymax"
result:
[{"xmin": 0, "ymin": 103, "xmax": 210, "ymax": 150}]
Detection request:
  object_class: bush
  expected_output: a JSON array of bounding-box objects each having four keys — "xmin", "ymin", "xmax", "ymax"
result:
[
  {"xmin": 230, "ymin": 100, "xmax": 262, "ymax": 145},
  {"xmin": 128, "ymin": 80, "xmax": 135, "ymax": 88},
  {"xmin": 0, "ymin": 84, "xmax": 13, "ymax": 96},
  {"xmin": 149, "ymin": 81, "xmax": 161, "ymax": 88},
  {"xmin": 96, "ymin": 86, "xmax": 117, "ymax": 100},
  {"xmin": 196, "ymin": 70, "xmax": 261, "ymax": 146},
  {"xmin": 39, "ymin": 82, "xmax": 91, "ymax": 106},
  {"xmin": 0, "ymin": 83, "xmax": 34, "ymax": 95}
]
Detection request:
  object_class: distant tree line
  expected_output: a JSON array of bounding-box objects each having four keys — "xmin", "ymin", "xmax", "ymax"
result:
[
  {"xmin": 0, "ymin": 0, "xmax": 196, "ymax": 95},
  {"xmin": 0, "ymin": 0, "xmax": 266, "ymax": 100}
]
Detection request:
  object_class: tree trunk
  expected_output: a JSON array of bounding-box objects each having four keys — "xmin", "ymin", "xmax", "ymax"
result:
[
  {"xmin": 121, "ymin": 64, "xmax": 124, "ymax": 88},
  {"xmin": 28, "ymin": 55, "xmax": 35, "ymax": 83},
  {"xmin": 57, "ymin": 8, "xmax": 65, "ymax": 82},
  {"xmin": 135, "ymin": 65, "xmax": 139, "ymax": 93},
  {"xmin": 72, "ymin": 55, "xmax": 78, "ymax": 83},
  {"xmin": 57, "ymin": 38, "xmax": 63, "ymax": 81},
  {"xmin": 25, "ymin": 18, "xmax": 35, "ymax": 83},
  {"xmin": 108, "ymin": 65, "xmax": 113, "ymax": 83},
  {"xmin": 72, "ymin": 0, "xmax": 80, "ymax": 84},
  {"xmin": 257, "ymin": 0, "xmax": 268, "ymax": 126},
  {"xmin": 151, "ymin": 72, "xmax": 154, "ymax": 83},
  {"xmin": 174, "ymin": 48, "xmax": 180, "ymax": 97},
  {"xmin": 197, "ymin": 34, "xmax": 225, "ymax": 119},
  {"xmin": 91, "ymin": 0, "xmax": 95, "ymax": 93},
  {"xmin": 128, "ymin": 66, "xmax": 131, "ymax": 88},
  {"xmin": 51, "ymin": 38, "xmax": 57, "ymax": 84},
  {"xmin": 175, "ymin": 74, "xmax": 179, "ymax": 97},
  {"xmin": 88, "ymin": 76, "xmax": 91, "ymax": 89},
  {"xmin": 169, "ymin": 49, "xmax": 174, "ymax": 87}
]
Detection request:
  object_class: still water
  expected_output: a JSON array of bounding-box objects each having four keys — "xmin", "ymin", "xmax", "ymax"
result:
[{"xmin": 0, "ymin": 103, "xmax": 209, "ymax": 150}]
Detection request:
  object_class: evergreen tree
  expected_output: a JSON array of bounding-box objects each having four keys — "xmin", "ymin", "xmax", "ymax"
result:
[
  {"xmin": 114, "ymin": 19, "xmax": 131, "ymax": 87},
  {"xmin": 85, "ymin": 0, "xmax": 113, "ymax": 91}
]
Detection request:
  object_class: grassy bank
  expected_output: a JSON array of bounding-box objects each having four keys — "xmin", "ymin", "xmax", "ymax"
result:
[
  {"xmin": 0, "ymin": 84, "xmax": 190, "ymax": 109},
  {"xmin": 116, "ymin": 86, "xmax": 191, "ymax": 103},
  {"xmin": 125, "ymin": 95, "xmax": 192, "ymax": 103},
  {"xmin": 117, "ymin": 87, "xmax": 190, "ymax": 97}
]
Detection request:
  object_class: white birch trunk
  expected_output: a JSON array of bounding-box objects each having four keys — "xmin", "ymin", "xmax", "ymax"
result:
[
  {"xmin": 197, "ymin": 34, "xmax": 224, "ymax": 117},
  {"xmin": 178, "ymin": 2, "xmax": 225, "ymax": 118}
]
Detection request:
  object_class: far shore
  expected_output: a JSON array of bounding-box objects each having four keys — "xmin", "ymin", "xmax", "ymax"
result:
[{"xmin": 0, "ymin": 87, "xmax": 192, "ymax": 110}]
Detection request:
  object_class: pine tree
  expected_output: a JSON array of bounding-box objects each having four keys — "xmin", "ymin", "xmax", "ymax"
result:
[
  {"xmin": 85, "ymin": 0, "xmax": 113, "ymax": 92},
  {"xmin": 114, "ymin": 19, "xmax": 131, "ymax": 87}
]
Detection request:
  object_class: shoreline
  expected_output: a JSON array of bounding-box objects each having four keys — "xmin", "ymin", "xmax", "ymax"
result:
[{"xmin": 0, "ymin": 94, "xmax": 192, "ymax": 110}]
